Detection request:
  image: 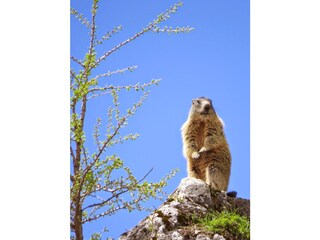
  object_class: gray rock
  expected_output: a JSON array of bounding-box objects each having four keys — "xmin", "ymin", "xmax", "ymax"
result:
[
  {"xmin": 213, "ymin": 234, "xmax": 226, "ymax": 240},
  {"xmin": 176, "ymin": 177, "xmax": 214, "ymax": 208},
  {"xmin": 119, "ymin": 177, "xmax": 250, "ymax": 240},
  {"xmin": 171, "ymin": 231, "xmax": 184, "ymax": 240},
  {"xmin": 196, "ymin": 233, "xmax": 211, "ymax": 240}
]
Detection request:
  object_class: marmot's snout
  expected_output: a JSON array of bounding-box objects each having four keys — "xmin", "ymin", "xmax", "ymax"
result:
[
  {"xmin": 201, "ymin": 103, "xmax": 211, "ymax": 115},
  {"xmin": 204, "ymin": 104, "xmax": 211, "ymax": 112}
]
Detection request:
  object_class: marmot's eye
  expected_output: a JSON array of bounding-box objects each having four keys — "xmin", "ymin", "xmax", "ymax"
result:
[{"xmin": 196, "ymin": 100, "xmax": 200, "ymax": 104}]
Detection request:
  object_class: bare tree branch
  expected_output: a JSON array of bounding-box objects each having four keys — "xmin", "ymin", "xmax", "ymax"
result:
[
  {"xmin": 152, "ymin": 26, "xmax": 194, "ymax": 34},
  {"xmin": 81, "ymin": 146, "xmax": 89, "ymax": 168},
  {"xmin": 92, "ymin": 2, "xmax": 183, "ymax": 69},
  {"xmin": 71, "ymin": 7, "xmax": 91, "ymax": 28},
  {"xmin": 89, "ymin": 80, "xmax": 160, "ymax": 93},
  {"xmin": 91, "ymin": 65, "xmax": 138, "ymax": 80},
  {"xmin": 87, "ymin": 80, "xmax": 160, "ymax": 100},
  {"xmin": 93, "ymin": 26, "xmax": 153, "ymax": 69},
  {"xmin": 83, "ymin": 168, "xmax": 153, "ymax": 212},
  {"xmin": 70, "ymin": 69, "xmax": 77, "ymax": 87},
  {"xmin": 70, "ymin": 146, "xmax": 76, "ymax": 161},
  {"xmin": 71, "ymin": 56, "xmax": 85, "ymax": 67},
  {"xmin": 83, "ymin": 205, "xmax": 127, "ymax": 223},
  {"xmin": 83, "ymin": 193, "xmax": 150, "ymax": 224},
  {"xmin": 94, "ymin": 25, "xmax": 123, "ymax": 46}
]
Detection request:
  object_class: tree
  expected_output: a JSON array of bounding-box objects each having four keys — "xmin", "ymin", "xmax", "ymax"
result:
[{"xmin": 70, "ymin": 1, "xmax": 193, "ymax": 239}]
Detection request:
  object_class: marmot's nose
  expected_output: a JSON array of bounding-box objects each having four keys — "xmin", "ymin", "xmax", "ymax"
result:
[{"xmin": 204, "ymin": 104, "xmax": 210, "ymax": 111}]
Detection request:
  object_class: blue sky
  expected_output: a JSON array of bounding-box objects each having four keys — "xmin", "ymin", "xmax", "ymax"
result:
[{"xmin": 71, "ymin": 0, "xmax": 249, "ymax": 238}]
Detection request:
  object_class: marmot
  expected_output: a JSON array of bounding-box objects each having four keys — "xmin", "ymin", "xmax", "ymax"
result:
[{"xmin": 181, "ymin": 97, "xmax": 231, "ymax": 191}]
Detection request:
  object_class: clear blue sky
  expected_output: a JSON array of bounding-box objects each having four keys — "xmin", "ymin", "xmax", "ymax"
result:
[{"xmin": 71, "ymin": 0, "xmax": 249, "ymax": 239}]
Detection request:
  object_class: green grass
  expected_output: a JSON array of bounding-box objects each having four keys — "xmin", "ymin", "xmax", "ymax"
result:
[{"xmin": 196, "ymin": 210, "xmax": 250, "ymax": 240}]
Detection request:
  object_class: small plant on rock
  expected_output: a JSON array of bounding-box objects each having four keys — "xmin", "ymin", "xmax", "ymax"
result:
[{"xmin": 196, "ymin": 210, "xmax": 250, "ymax": 240}]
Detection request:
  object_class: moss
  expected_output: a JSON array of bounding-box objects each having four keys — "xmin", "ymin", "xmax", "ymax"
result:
[
  {"xmin": 166, "ymin": 197, "xmax": 175, "ymax": 203},
  {"xmin": 177, "ymin": 212, "xmax": 193, "ymax": 225},
  {"xmin": 167, "ymin": 196, "xmax": 184, "ymax": 203},
  {"xmin": 195, "ymin": 210, "xmax": 250, "ymax": 240},
  {"xmin": 155, "ymin": 210, "xmax": 172, "ymax": 230}
]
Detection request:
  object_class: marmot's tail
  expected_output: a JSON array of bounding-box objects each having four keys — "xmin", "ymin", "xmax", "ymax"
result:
[{"xmin": 226, "ymin": 191, "xmax": 237, "ymax": 198}]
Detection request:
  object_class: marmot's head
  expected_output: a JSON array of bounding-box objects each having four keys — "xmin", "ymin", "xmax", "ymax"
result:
[
  {"xmin": 190, "ymin": 97, "xmax": 216, "ymax": 116},
  {"xmin": 188, "ymin": 97, "xmax": 225, "ymax": 126}
]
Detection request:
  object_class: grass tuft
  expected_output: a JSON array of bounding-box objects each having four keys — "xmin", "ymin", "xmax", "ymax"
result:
[{"xmin": 196, "ymin": 210, "xmax": 250, "ymax": 240}]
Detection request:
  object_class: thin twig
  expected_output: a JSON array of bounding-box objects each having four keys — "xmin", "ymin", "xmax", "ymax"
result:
[
  {"xmin": 83, "ymin": 205, "xmax": 127, "ymax": 223},
  {"xmin": 70, "ymin": 146, "xmax": 76, "ymax": 161},
  {"xmin": 82, "ymin": 168, "xmax": 153, "ymax": 211},
  {"xmin": 93, "ymin": 26, "xmax": 153, "ymax": 69},
  {"xmin": 94, "ymin": 25, "xmax": 123, "ymax": 46},
  {"xmin": 91, "ymin": 66, "xmax": 138, "ymax": 80},
  {"xmin": 71, "ymin": 56, "xmax": 85, "ymax": 67},
  {"xmin": 91, "ymin": 2, "xmax": 182, "ymax": 69}
]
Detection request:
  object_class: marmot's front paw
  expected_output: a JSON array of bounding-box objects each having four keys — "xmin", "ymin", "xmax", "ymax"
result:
[
  {"xmin": 192, "ymin": 152, "xmax": 200, "ymax": 159},
  {"xmin": 199, "ymin": 147, "xmax": 207, "ymax": 153}
]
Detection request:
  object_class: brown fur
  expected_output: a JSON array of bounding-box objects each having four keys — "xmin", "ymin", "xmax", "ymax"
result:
[{"xmin": 181, "ymin": 97, "xmax": 231, "ymax": 191}]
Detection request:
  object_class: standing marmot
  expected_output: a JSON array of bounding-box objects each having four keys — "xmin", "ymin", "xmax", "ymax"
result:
[{"xmin": 181, "ymin": 97, "xmax": 231, "ymax": 191}]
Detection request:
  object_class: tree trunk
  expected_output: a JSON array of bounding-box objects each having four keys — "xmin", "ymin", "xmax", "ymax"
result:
[{"xmin": 74, "ymin": 207, "xmax": 83, "ymax": 240}]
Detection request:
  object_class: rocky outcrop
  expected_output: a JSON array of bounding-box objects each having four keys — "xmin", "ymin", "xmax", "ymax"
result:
[{"xmin": 120, "ymin": 178, "xmax": 250, "ymax": 240}]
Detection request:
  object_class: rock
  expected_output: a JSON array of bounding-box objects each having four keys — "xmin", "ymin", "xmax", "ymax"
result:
[
  {"xmin": 195, "ymin": 233, "xmax": 211, "ymax": 240},
  {"xmin": 171, "ymin": 231, "xmax": 184, "ymax": 240},
  {"xmin": 176, "ymin": 178, "xmax": 214, "ymax": 208},
  {"xmin": 119, "ymin": 177, "xmax": 250, "ymax": 240},
  {"xmin": 213, "ymin": 234, "xmax": 226, "ymax": 240}
]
